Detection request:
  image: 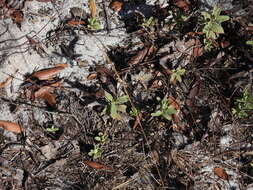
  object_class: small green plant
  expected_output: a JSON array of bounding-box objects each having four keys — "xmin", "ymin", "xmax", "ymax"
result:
[
  {"xmin": 94, "ymin": 132, "xmax": 108, "ymax": 144},
  {"xmin": 141, "ymin": 16, "xmax": 155, "ymax": 30},
  {"xmin": 232, "ymin": 88, "xmax": 253, "ymax": 118},
  {"xmin": 46, "ymin": 125, "xmax": 59, "ymax": 134},
  {"xmin": 87, "ymin": 17, "xmax": 101, "ymax": 30},
  {"xmin": 151, "ymin": 96, "xmax": 177, "ymax": 121},
  {"xmin": 103, "ymin": 91, "xmax": 129, "ymax": 120},
  {"xmin": 201, "ymin": 6, "xmax": 230, "ymax": 50},
  {"xmin": 246, "ymin": 40, "xmax": 253, "ymax": 51},
  {"xmin": 167, "ymin": 10, "xmax": 189, "ymax": 30},
  {"xmin": 170, "ymin": 67, "xmax": 185, "ymax": 83},
  {"xmin": 88, "ymin": 144, "xmax": 102, "ymax": 159},
  {"xmin": 130, "ymin": 106, "xmax": 139, "ymax": 117}
]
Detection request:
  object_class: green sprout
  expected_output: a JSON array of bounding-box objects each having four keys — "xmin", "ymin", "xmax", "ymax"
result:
[
  {"xmin": 246, "ymin": 40, "xmax": 253, "ymax": 51},
  {"xmin": 166, "ymin": 9, "xmax": 189, "ymax": 30},
  {"xmin": 87, "ymin": 17, "xmax": 101, "ymax": 30},
  {"xmin": 94, "ymin": 132, "xmax": 108, "ymax": 144},
  {"xmin": 151, "ymin": 96, "xmax": 177, "ymax": 121},
  {"xmin": 103, "ymin": 91, "xmax": 129, "ymax": 120},
  {"xmin": 201, "ymin": 6, "xmax": 230, "ymax": 50},
  {"xmin": 232, "ymin": 88, "xmax": 253, "ymax": 119},
  {"xmin": 141, "ymin": 16, "xmax": 155, "ymax": 30},
  {"xmin": 170, "ymin": 67, "xmax": 185, "ymax": 83},
  {"xmin": 46, "ymin": 125, "xmax": 59, "ymax": 134},
  {"xmin": 88, "ymin": 144, "xmax": 102, "ymax": 159}
]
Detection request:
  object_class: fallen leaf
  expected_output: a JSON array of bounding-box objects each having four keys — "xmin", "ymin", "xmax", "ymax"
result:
[
  {"xmin": 87, "ymin": 73, "xmax": 97, "ymax": 80},
  {"xmin": 40, "ymin": 92, "xmax": 56, "ymax": 107},
  {"xmin": 26, "ymin": 35, "xmax": 46, "ymax": 56},
  {"xmin": 10, "ymin": 10, "xmax": 23, "ymax": 29},
  {"xmin": 168, "ymin": 96, "xmax": 180, "ymax": 111},
  {"xmin": 128, "ymin": 47, "xmax": 149, "ymax": 65},
  {"xmin": 67, "ymin": 19, "xmax": 86, "ymax": 26},
  {"xmin": 214, "ymin": 167, "xmax": 229, "ymax": 180},
  {"xmin": 34, "ymin": 86, "xmax": 54, "ymax": 98},
  {"xmin": 173, "ymin": 0, "xmax": 190, "ymax": 12},
  {"xmin": 192, "ymin": 38, "xmax": 202, "ymax": 59},
  {"xmin": 110, "ymin": 1, "xmax": 123, "ymax": 12},
  {"xmin": 89, "ymin": 0, "xmax": 97, "ymax": 18},
  {"xmin": 133, "ymin": 112, "xmax": 142, "ymax": 129},
  {"xmin": 29, "ymin": 66, "xmax": 66, "ymax": 80},
  {"xmin": 0, "ymin": 120, "xmax": 22, "ymax": 134},
  {"xmin": 84, "ymin": 161, "xmax": 113, "ymax": 171}
]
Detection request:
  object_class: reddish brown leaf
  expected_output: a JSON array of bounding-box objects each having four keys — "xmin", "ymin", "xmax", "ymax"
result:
[
  {"xmin": 89, "ymin": 0, "xmax": 97, "ymax": 18},
  {"xmin": 87, "ymin": 73, "xmax": 97, "ymax": 80},
  {"xmin": 0, "ymin": 120, "xmax": 22, "ymax": 134},
  {"xmin": 168, "ymin": 96, "xmax": 180, "ymax": 111},
  {"xmin": 10, "ymin": 10, "xmax": 23, "ymax": 29},
  {"xmin": 214, "ymin": 167, "xmax": 229, "ymax": 180},
  {"xmin": 29, "ymin": 66, "xmax": 66, "ymax": 80},
  {"xmin": 34, "ymin": 86, "xmax": 54, "ymax": 98},
  {"xmin": 128, "ymin": 47, "xmax": 149, "ymax": 65},
  {"xmin": 96, "ymin": 65, "xmax": 114, "ymax": 77},
  {"xmin": 133, "ymin": 112, "xmax": 142, "ymax": 129},
  {"xmin": 192, "ymin": 39, "xmax": 202, "ymax": 58},
  {"xmin": 110, "ymin": 1, "xmax": 123, "ymax": 12},
  {"xmin": 40, "ymin": 92, "xmax": 56, "ymax": 107},
  {"xmin": 84, "ymin": 161, "xmax": 113, "ymax": 171},
  {"xmin": 174, "ymin": 0, "xmax": 190, "ymax": 12},
  {"xmin": 67, "ymin": 19, "xmax": 85, "ymax": 26}
]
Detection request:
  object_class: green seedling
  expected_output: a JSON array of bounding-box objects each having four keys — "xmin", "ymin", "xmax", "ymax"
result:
[
  {"xmin": 151, "ymin": 96, "xmax": 177, "ymax": 121},
  {"xmin": 141, "ymin": 16, "xmax": 155, "ymax": 30},
  {"xmin": 170, "ymin": 67, "xmax": 185, "ymax": 83},
  {"xmin": 88, "ymin": 144, "xmax": 102, "ymax": 159},
  {"xmin": 232, "ymin": 88, "xmax": 253, "ymax": 118},
  {"xmin": 201, "ymin": 6, "xmax": 229, "ymax": 50},
  {"xmin": 94, "ymin": 132, "xmax": 108, "ymax": 144},
  {"xmin": 246, "ymin": 40, "xmax": 253, "ymax": 51},
  {"xmin": 103, "ymin": 91, "xmax": 129, "ymax": 120},
  {"xmin": 167, "ymin": 10, "xmax": 189, "ymax": 30},
  {"xmin": 130, "ymin": 106, "xmax": 139, "ymax": 117},
  {"xmin": 87, "ymin": 17, "xmax": 101, "ymax": 30},
  {"xmin": 46, "ymin": 125, "xmax": 59, "ymax": 134}
]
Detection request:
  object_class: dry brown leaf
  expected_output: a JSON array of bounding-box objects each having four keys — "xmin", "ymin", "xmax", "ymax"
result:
[
  {"xmin": 168, "ymin": 96, "xmax": 180, "ymax": 111},
  {"xmin": 89, "ymin": 0, "xmax": 97, "ymax": 18},
  {"xmin": 0, "ymin": 120, "xmax": 22, "ymax": 134},
  {"xmin": 10, "ymin": 10, "xmax": 23, "ymax": 29},
  {"xmin": 110, "ymin": 1, "xmax": 123, "ymax": 12},
  {"xmin": 0, "ymin": 76, "xmax": 12, "ymax": 88},
  {"xmin": 214, "ymin": 167, "xmax": 229, "ymax": 180},
  {"xmin": 34, "ymin": 86, "xmax": 54, "ymax": 98},
  {"xmin": 87, "ymin": 73, "xmax": 97, "ymax": 80},
  {"xmin": 84, "ymin": 161, "xmax": 113, "ymax": 171},
  {"xmin": 40, "ymin": 92, "xmax": 56, "ymax": 107},
  {"xmin": 192, "ymin": 39, "xmax": 203, "ymax": 59},
  {"xmin": 67, "ymin": 19, "xmax": 86, "ymax": 26},
  {"xmin": 29, "ymin": 66, "xmax": 66, "ymax": 80},
  {"xmin": 133, "ymin": 112, "xmax": 142, "ymax": 129},
  {"xmin": 174, "ymin": 0, "xmax": 190, "ymax": 12},
  {"xmin": 128, "ymin": 47, "xmax": 149, "ymax": 65}
]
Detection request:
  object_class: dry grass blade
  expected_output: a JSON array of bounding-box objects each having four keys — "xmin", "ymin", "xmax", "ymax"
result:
[
  {"xmin": 0, "ymin": 120, "xmax": 22, "ymax": 134},
  {"xmin": 29, "ymin": 66, "xmax": 66, "ymax": 80},
  {"xmin": 214, "ymin": 167, "xmax": 229, "ymax": 180},
  {"xmin": 89, "ymin": 0, "xmax": 97, "ymax": 18},
  {"xmin": 84, "ymin": 161, "xmax": 113, "ymax": 171}
]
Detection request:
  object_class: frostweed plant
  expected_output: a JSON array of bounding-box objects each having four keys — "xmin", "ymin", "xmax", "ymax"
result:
[
  {"xmin": 232, "ymin": 88, "xmax": 253, "ymax": 118},
  {"xmin": 201, "ymin": 6, "xmax": 230, "ymax": 50},
  {"xmin": 151, "ymin": 96, "xmax": 177, "ymax": 121}
]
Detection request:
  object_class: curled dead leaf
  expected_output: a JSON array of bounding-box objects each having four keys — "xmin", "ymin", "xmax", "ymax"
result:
[
  {"xmin": 67, "ymin": 19, "xmax": 85, "ymax": 26},
  {"xmin": 10, "ymin": 10, "xmax": 23, "ymax": 29},
  {"xmin": 87, "ymin": 73, "xmax": 97, "ymax": 80},
  {"xmin": 34, "ymin": 86, "xmax": 54, "ymax": 98},
  {"xmin": 89, "ymin": 0, "xmax": 97, "ymax": 18},
  {"xmin": 110, "ymin": 1, "xmax": 123, "ymax": 12},
  {"xmin": 84, "ymin": 161, "xmax": 113, "ymax": 171},
  {"xmin": 173, "ymin": 0, "xmax": 190, "ymax": 12},
  {"xmin": 29, "ymin": 66, "xmax": 66, "ymax": 80},
  {"xmin": 214, "ymin": 167, "xmax": 229, "ymax": 180},
  {"xmin": 0, "ymin": 120, "xmax": 22, "ymax": 134}
]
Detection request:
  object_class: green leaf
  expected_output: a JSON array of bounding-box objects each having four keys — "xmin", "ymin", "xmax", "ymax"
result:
[
  {"xmin": 95, "ymin": 136, "xmax": 101, "ymax": 142},
  {"xmin": 110, "ymin": 103, "xmax": 118, "ymax": 119},
  {"xmin": 105, "ymin": 91, "xmax": 113, "ymax": 102},
  {"xmin": 165, "ymin": 106, "xmax": 177, "ymax": 115},
  {"xmin": 211, "ymin": 22, "xmax": 224, "ymax": 34},
  {"xmin": 151, "ymin": 110, "xmax": 163, "ymax": 117},
  {"xmin": 246, "ymin": 40, "xmax": 253, "ymax": 46},
  {"xmin": 216, "ymin": 15, "xmax": 229, "ymax": 23},
  {"xmin": 212, "ymin": 6, "xmax": 221, "ymax": 18},
  {"xmin": 115, "ymin": 95, "xmax": 129, "ymax": 104},
  {"xmin": 117, "ymin": 104, "xmax": 127, "ymax": 113},
  {"xmin": 162, "ymin": 113, "xmax": 172, "ymax": 121},
  {"xmin": 201, "ymin": 11, "xmax": 211, "ymax": 20}
]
